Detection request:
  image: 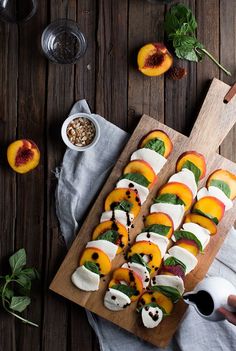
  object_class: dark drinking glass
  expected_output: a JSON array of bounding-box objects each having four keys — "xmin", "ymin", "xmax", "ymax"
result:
[{"xmin": 0, "ymin": 0, "xmax": 37, "ymax": 23}]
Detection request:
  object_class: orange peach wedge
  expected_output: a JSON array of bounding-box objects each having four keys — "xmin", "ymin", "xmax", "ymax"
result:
[
  {"xmin": 184, "ymin": 213, "xmax": 217, "ymax": 236},
  {"xmin": 104, "ymin": 188, "xmax": 141, "ymax": 218},
  {"xmin": 144, "ymin": 212, "xmax": 174, "ymax": 239},
  {"xmin": 139, "ymin": 130, "xmax": 173, "ymax": 158},
  {"xmin": 192, "ymin": 196, "xmax": 225, "ymax": 225},
  {"xmin": 207, "ymin": 169, "xmax": 236, "ymax": 200},
  {"xmin": 123, "ymin": 160, "xmax": 157, "ymax": 188},
  {"xmin": 176, "ymin": 151, "xmax": 206, "ymax": 180},
  {"xmin": 158, "ymin": 182, "xmax": 193, "ymax": 211},
  {"xmin": 137, "ymin": 43, "xmax": 173, "ymax": 77},
  {"xmin": 138, "ymin": 291, "xmax": 173, "ymax": 314},
  {"xmin": 7, "ymin": 139, "xmax": 40, "ymax": 174}
]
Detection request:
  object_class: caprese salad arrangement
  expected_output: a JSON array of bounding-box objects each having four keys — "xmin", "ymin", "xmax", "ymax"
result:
[
  {"xmin": 71, "ymin": 130, "xmax": 173, "ymax": 292},
  {"xmin": 104, "ymin": 151, "xmax": 206, "ymax": 316}
]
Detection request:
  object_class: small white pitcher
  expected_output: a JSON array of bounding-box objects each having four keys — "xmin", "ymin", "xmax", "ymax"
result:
[{"xmin": 183, "ymin": 276, "xmax": 236, "ymax": 321}]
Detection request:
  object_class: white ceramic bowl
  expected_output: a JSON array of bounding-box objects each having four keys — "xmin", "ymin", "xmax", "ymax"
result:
[{"xmin": 61, "ymin": 113, "xmax": 100, "ymax": 151}]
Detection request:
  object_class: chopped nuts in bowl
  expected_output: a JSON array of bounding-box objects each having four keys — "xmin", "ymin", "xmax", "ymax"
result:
[{"xmin": 61, "ymin": 113, "xmax": 100, "ymax": 151}]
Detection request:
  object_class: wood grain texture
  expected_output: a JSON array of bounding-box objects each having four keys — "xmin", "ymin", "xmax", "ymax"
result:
[{"xmin": 50, "ymin": 79, "xmax": 236, "ymax": 348}]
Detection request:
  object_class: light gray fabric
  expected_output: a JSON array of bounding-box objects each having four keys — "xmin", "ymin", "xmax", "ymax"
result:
[{"xmin": 55, "ymin": 100, "xmax": 236, "ymax": 351}]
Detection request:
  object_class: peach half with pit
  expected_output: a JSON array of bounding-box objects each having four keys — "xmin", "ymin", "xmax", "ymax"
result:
[
  {"xmin": 138, "ymin": 291, "xmax": 173, "ymax": 314},
  {"xmin": 137, "ymin": 43, "xmax": 173, "ymax": 77},
  {"xmin": 79, "ymin": 247, "xmax": 111, "ymax": 275},
  {"xmin": 192, "ymin": 196, "xmax": 225, "ymax": 225},
  {"xmin": 7, "ymin": 139, "xmax": 40, "ymax": 174},
  {"xmin": 139, "ymin": 130, "xmax": 173, "ymax": 158},
  {"xmin": 104, "ymin": 188, "xmax": 141, "ymax": 218}
]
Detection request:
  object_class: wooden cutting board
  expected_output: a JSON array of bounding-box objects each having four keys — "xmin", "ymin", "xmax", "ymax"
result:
[{"xmin": 50, "ymin": 78, "xmax": 236, "ymax": 348}]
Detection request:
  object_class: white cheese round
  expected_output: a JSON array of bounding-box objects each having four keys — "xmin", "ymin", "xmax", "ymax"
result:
[
  {"xmin": 150, "ymin": 203, "xmax": 185, "ymax": 230},
  {"xmin": 86, "ymin": 240, "xmax": 117, "ymax": 261},
  {"xmin": 136, "ymin": 232, "xmax": 169, "ymax": 258},
  {"xmin": 130, "ymin": 148, "xmax": 167, "ymax": 174},
  {"xmin": 116, "ymin": 179, "xmax": 149, "ymax": 204},
  {"xmin": 100, "ymin": 210, "xmax": 134, "ymax": 229},
  {"xmin": 104, "ymin": 288, "xmax": 131, "ymax": 311},
  {"xmin": 151, "ymin": 274, "xmax": 185, "ymax": 295},
  {"xmin": 122, "ymin": 262, "xmax": 150, "ymax": 288},
  {"xmin": 141, "ymin": 305, "xmax": 163, "ymax": 328},
  {"xmin": 168, "ymin": 246, "xmax": 198, "ymax": 275},
  {"xmin": 182, "ymin": 222, "xmax": 210, "ymax": 249},
  {"xmin": 71, "ymin": 265, "xmax": 100, "ymax": 292},
  {"xmin": 169, "ymin": 168, "xmax": 197, "ymax": 197},
  {"xmin": 197, "ymin": 187, "xmax": 209, "ymax": 201}
]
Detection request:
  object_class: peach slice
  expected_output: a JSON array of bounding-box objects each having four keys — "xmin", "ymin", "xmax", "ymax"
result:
[
  {"xmin": 138, "ymin": 291, "xmax": 173, "ymax": 314},
  {"xmin": 109, "ymin": 267, "xmax": 143, "ymax": 301},
  {"xmin": 7, "ymin": 139, "xmax": 40, "ymax": 174},
  {"xmin": 137, "ymin": 43, "xmax": 173, "ymax": 77},
  {"xmin": 104, "ymin": 188, "xmax": 141, "ymax": 218},
  {"xmin": 184, "ymin": 213, "xmax": 217, "ymax": 235},
  {"xmin": 192, "ymin": 196, "xmax": 225, "ymax": 224},
  {"xmin": 176, "ymin": 151, "xmax": 206, "ymax": 180},
  {"xmin": 92, "ymin": 220, "xmax": 128, "ymax": 254},
  {"xmin": 127, "ymin": 241, "xmax": 162, "ymax": 277},
  {"xmin": 176, "ymin": 239, "xmax": 199, "ymax": 257},
  {"xmin": 139, "ymin": 130, "xmax": 173, "ymax": 158},
  {"xmin": 123, "ymin": 160, "xmax": 157, "ymax": 188},
  {"xmin": 207, "ymin": 169, "xmax": 236, "ymax": 200},
  {"xmin": 144, "ymin": 212, "xmax": 174, "ymax": 239},
  {"xmin": 158, "ymin": 182, "xmax": 193, "ymax": 211},
  {"xmin": 79, "ymin": 247, "xmax": 111, "ymax": 275}
]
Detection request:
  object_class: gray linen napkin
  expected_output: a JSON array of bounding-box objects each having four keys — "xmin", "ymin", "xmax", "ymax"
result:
[{"xmin": 55, "ymin": 100, "xmax": 236, "ymax": 351}]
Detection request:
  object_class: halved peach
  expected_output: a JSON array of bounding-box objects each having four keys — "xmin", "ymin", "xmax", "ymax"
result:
[
  {"xmin": 127, "ymin": 241, "xmax": 162, "ymax": 277},
  {"xmin": 144, "ymin": 212, "xmax": 174, "ymax": 239},
  {"xmin": 207, "ymin": 169, "xmax": 236, "ymax": 200},
  {"xmin": 79, "ymin": 247, "xmax": 111, "ymax": 275},
  {"xmin": 184, "ymin": 213, "xmax": 217, "ymax": 235},
  {"xmin": 138, "ymin": 291, "xmax": 173, "ymax": 314},
  {"xmin": 192, "ymin": 196, "xmax": 225, "ymax": 224},
  {"xmin": 176, "ymin": 239, "xmax": 199, "ymax": 256},
  {"xmin": 109, "ymin": 267, "xmax": 143, "ymax": 301},
  {"xmin": 158, "ymin": 182, "xmax": 193, "ymax": 211},
  {"xmin": 139, "ymin": 130, "xmax": 173, "ymax": 158},
  {"xmin": 137, "ymin": 43, "xmax": 173, "ymax": 77},
  {"xmin": 176, "ymin": 151, "xmax": 206, "ymax": 180},
  {"xmin": 123, "ymin": 160, "xmax": 156, "ymax": 188},
  {"xmin": 92, "ymin": 220, "xmax": 128, "ymax": 254},
  {"xmin": 104, "ymin": 188, "xmax": 141, "ymax": 218}
]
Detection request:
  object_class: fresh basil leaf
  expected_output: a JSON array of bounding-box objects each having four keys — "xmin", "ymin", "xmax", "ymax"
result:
[
  {"xmin": 0, "ymin": 285, "xmax": 14, "ymax": 301},
  {"xmin": 164, "ymin": 256, "xmax": 186, "ymax": 273},
  {"xmin": 114, "ymin": 200, "xmax": 133, "ymax": 212},
  {"xmin": 151, "ymin": 285, "xmax": 181, "ymax": 303},
  {"xmin": 121, "ymin": 173, "xmax": 150, "ymax": 187},
  {"xmin": 20, "ymin": 268, "xmax": 40, "ymax": 281},
  {"xmin": 164, "ymin": 4, "xmax": 197, "ymax": 36},
  {"xmin": 192, "ymin": 208, "xmax": 218, "ymax": 225},
  {"xmin": 182, "ymin": 160, "xmax": 201, "ymax": 183},
  {"xmin": 209, "ymin": 179, "xmax": 231, "ymax": 198},
  {"xmin": 174, "ymin": 230, "xmax": 203, "ymax": 252},
  {"xmin": 9, "ymin": 249, "xmax": 26, "ymax": 275},
  {"xmin": 142, "ymin": 224, "xmax": 171, "ymax": 236},
  {"xmin": 155, "ymin": 193, "xmax": 185, "ymax": 206},
  {"xmin": 143, "ymin": 138, "xmax": 165, "ymax": 156},
  {"xmin": 129, "ymin": 253, "xmax": 151, "ymax": 273},
  {"xmin": 111, "ymin": 284, "xmax": 138, "ymax": 298},
  {"xmin": 9, "ymin": 296, "xmax": 31, "ymax": 313},
  {"xmin": 97, "ymin": 230, "xmax": 119, "ymax": 244},
  {"xmin": 15, "ymin": 274, "xmax": 32, "ymax": 291},
  {"xmin": 84, "ymin": 261, "xmax": 100, "ymax": 275}
]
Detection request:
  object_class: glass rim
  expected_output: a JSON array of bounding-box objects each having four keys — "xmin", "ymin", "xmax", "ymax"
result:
[{"xmin": 0, "ymin": 0, "xmax": 38, "ymax": 23}]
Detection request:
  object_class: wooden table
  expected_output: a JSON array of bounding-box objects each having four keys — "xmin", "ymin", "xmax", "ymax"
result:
[{"xmin": 0, "ymin": 1, "xmax": 235, "ymax": 350}]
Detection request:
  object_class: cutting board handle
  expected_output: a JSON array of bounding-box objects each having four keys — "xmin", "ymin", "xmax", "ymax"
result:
[{"xmin": 189, "ymin": 78, "xmax": 236, "ymax": 155}]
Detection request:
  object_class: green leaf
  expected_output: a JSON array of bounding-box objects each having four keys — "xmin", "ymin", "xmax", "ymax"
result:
[
  {"xmin": 0, "ymin": 285, "xmax": 14, "ymax": 301},
  {"xmin": 174, "ymin": 230, "xmax": 203, "ymax": 252},
  {"xmin": 97, "ymin": 230, "xmax": 119, "ymax": 244},
  {"xmin": 182, "ymin": 160, "xmax": 201, "ymax": 183},
  {"xmin": 151, "ymin": 285, "xmax": 181, "ymax": 303},
  {"xmin": 15, "ymin": 274, "xmax": 32, "ymax": 291},
  {"xmin": 121, "ymin": 173, "xmax": 150, "ymax": 187},
  {"xmin": 209, "ymin": 179, "xmax": 231, "ymax": 198},
  {"xmin": 20, "ymin": 268, "xmax": 40, "ymax": 281},
  {"xmin": 142, "ymin": 224, "xmax": 171, "ymax": 236},
  {"xmin": 9, "ymin": 296, "xmax": 31, "ymax": 313},
  {"xmin": 164, "ymin": 256, "xmax": 186, "ymax": 273},
  {"xmin": 84, "ymin": 261, "xmax": 100, "ymax": 275},
  {"xmin": 192, "ymin": 208, "xmax": 218, "ymax": 225},
  {"xmin": 111, "ymin": 284, "xmax": 138, "ymax": 298},
  {"xmin": 155, "ymin": 193, "xmax": 185, "ymax": 206},
  {"xmin": 129, "ymin": 253, "xmax": 151, "ymax": 273},
  {"xmin": 114, "ymin": 200, "xmax": 133, "ymax": 212},
  {"xmin": 164, "ymin": 4, "xmax": 197, "ymax": 36},
  {"xmin": 9, "ymin": 249, "xmax": 26, "ymax": 275},
  {"xmin": 143, "ymin": 138, "xmax": 165, "ymax": 156}
]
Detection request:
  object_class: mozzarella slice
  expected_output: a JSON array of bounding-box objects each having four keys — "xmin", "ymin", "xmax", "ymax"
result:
[
  {"xmin": 136, "ymin": 232, "xmax": 169, "ymax": 258},
  {"xmin": 182, "ymin": 222, "xmax": 210, "ymax": 249},
  {"xmin": 150, "ymin": 203, "xmax": 185, "ymax": 229},
  {"xmin": 104, "ymin": 288, "xmax": 131, "ymax": 311},
  {"xmin": 151, "ymin": 274, "xmax": 185, "ymax": 295},
  {"xmin": 169, "ymin": 169, "xmax": 197, "ymax": 197},
  {"xmin": 116, "ymin": 179, "xmax": 149, "ymax": 204},
  {"xmin": 141, "ymin": 305, "xmax": 163, "ymax": 328},
  {"xmin": 71, "ymin": 265, "xmax": 100, "ymax": 291},
  {"xmin": 86, "ymin": 240, "xmax": 117, "ymax": 260},
  {"xmin": 197, "ymin": 187, "xmax": 209, "ymax": 200},
  {"xmin": 122, "ymin": 262, "xmax": 150, "ymax": 288},
  {"xmin": 208, "ymin": 186, "xmax": 233, "ymax": 211},
  {"xmin": 130, "ymin": 148, "xmax": 167, "ymax": 174},
  {"xmin": 100, "ymin": 210, "xmax": 134, "ymax": 229},
  {"xmin": 168, "ymin": 246, "xmax": 198, "ymax": 274}
]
